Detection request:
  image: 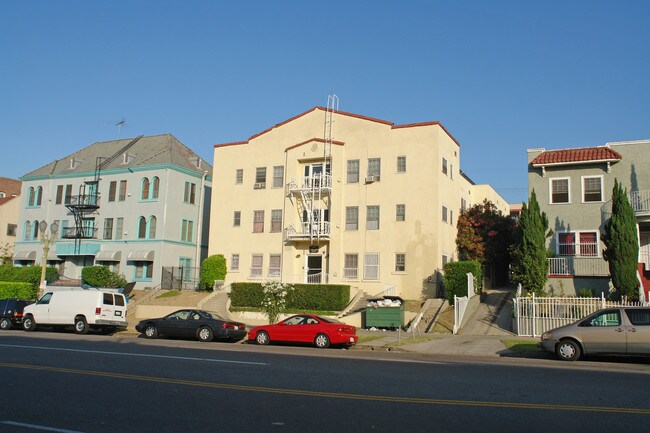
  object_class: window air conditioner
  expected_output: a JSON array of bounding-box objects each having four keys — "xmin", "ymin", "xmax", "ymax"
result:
[
  {"xmin": 254, "ymin": 182, "xmax": 266, "ymax": 189},
  {"xmin": 365, "ymin": 175, "xmax": 377, "ymax": 183}
]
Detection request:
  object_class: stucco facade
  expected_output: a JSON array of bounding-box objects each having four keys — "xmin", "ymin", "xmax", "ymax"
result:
[
  {"xmin": 14, "ymin": 134, "xmax": 212, "ymax": 289},
  {"xmin": 209, "ymin": 107, "xmax": 505, "ymax": 300},
  {"xmin": 528, "ymin": 140, "xmax": 650, "ymax": 298}
]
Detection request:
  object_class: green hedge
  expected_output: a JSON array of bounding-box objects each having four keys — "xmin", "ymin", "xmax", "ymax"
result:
[
  {"xmin": 81, "ymin": 266, "xmax": 127, "ymax": 288},
  {"xmin": 230, "ymin": 282, "xmax": 350, "ymax": 311},
  {"xmin": 443, "ymin": 261, "xmax": 483, "ymax": 305},
  {"xmin": 0, "ymin": 282, "xmax": 38, "ymax": 300},
  {"xmin": 0, "ymin": 265, "xmax": 59, "ymax": 287}
]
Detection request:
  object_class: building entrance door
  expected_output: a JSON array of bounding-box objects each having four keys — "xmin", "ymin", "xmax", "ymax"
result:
[{"xmin": 306, "ymin": 255, "xmax": 322, "ymax": 284}]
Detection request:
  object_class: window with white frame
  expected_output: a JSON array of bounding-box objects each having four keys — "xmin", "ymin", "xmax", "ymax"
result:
[
  {"xmin": 268, "ymin": 254, "xmax": 281, "ymax": 277},
  {"xmin": 397, "ymin": 156, "xmax": 406, "ymax": 173},
  {"xmin": 272, "ymin": 166, "xmax": 284, "ymax": 188},
  {"xmin": 255, "ymin": 167, "xmax": 266, "ymax": 189},
  {"xmin": 345, "ymin": 206, "xmax": 358, "ymax": 230},
  {"xmin": 395, "ymin": 253, "xmax": 406, "ymax": 272},
  {"xmin": 442, "ymin": 157, "xmax": 448, "ymax": 175},
  {"xmin": 396, "ymin": 204, "xmax": 405, "ymax": 221},
  {"xmin": 550, "ymin": 178, "xmax": 570, "ymax": 204},
  {"xmin": 250, "ymin": 254, "xmax": 263, "ymax": 278},
  {"xmin": 253, "ymin": 210, "xmax": 264, "ymax": 233},
  {"xmin": 442, "ymin": 205, "xmax": 448, "ymax": 223},
  {"xmin": 270, "ymin": 209, "xmax": 282, "ymax": 232},
  {"xmin": 347, "ymin": 160, "xmax": 359, "ymax": 183},
  {"xmin": 557, "ymin": 231, "xmax": 598, "ymax": 257},
  {"xmin": 366, "ymin": 205, "xmax": 380, "ymax": 230},
  {"xmin": 582, "ymin": 176, "xmax": 603, "ymax": 202},
  {"xmin": 233, "ymin": 211, "xmax": 241, "ymax": 227},
  {"xmin": 364, "ymin": 253, "xmax": 380, "ymax": 280},
  {"xmin": 344, "ymin": 253, "xmax": 358, "ymax": 279},
  {"xmin": 367, "ymin": 158, "xmax": 381, "ymax": 180},
  {"xmin": 231, "ymin": 254, "xmax": 240, "ymax": 271}
]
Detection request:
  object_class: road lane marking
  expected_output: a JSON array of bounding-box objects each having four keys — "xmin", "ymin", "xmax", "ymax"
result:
[
  {"xmin": 1, "ymin": 420, "xmax": 86, "ymax": 433},
  {"xmin": 1, "ymin": 362, "xmax": 649, "ymax": 415},
  {"xmin": 0, "ymin": 343, "xmax": 268, "ymax": 366}
]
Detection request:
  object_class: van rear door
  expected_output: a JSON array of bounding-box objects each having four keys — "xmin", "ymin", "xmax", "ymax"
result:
[{"xmin": 98, "ymin": 292, "xmax": 127, "ymax": 323}]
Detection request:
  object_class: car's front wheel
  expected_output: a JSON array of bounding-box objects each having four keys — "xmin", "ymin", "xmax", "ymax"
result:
[
  {"xmin": 255, "ymin": 331, "xmax": 270, "ymax": 345},
  {"xmin": 23, "ymin": 315, "xmax": 36, "ymax": 332},
  {"xmin": 198, "ymin": 326, "xmax": 213, "ymax": 342},
  {"xmin": 314, "ymin": 333, "xmax": 330, "ymax": 349},
  {"xmin": 144, "ymin": 324, "xmax": 158, "ymax": 339},
  {"xmin": 0, "ymin": 317, "xmax": 12, "ymax": 330},
  {"xmin": 556, "ymin": 339, "xmax": 581, "ymax": 361}
]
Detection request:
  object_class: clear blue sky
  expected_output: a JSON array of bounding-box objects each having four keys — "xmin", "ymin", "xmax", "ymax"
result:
[{"xmin": 2, "ymin": 1, "xmax": 649, "ymax": 204}]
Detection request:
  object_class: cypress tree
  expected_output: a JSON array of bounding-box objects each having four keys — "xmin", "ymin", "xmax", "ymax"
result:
[
  {"xmin": 511, "ymin": 190, "xmax": 548, "ymax": 294},
  {"xmin": 602, "ymin": 179, "xmax": 639, "ymax": 300}
]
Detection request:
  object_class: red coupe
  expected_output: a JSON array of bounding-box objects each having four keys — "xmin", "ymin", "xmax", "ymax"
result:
[{"xmin": 248, "ymin": 314, "xmax": 358, "ymax": 348}]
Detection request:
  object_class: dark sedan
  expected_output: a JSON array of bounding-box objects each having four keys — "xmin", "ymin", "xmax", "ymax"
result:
[{"xmin": 135, "ymin": 309, "xmax": 247, "ymax": 342}]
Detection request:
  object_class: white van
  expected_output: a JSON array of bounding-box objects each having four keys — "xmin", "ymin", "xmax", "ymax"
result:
[{"xmin": 22, "ymin": 290, "xmax": 128, "ymax": 334}]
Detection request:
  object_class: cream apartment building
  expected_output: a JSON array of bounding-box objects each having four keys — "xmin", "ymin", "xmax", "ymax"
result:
[{"xmin": 209, "ymin": 107, "xmax": 504, "ymax": 300}]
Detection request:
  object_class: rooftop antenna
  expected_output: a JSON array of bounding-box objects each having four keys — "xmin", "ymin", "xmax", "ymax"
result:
[{"xmin": 110, "ymin": 118, "xmax": 126, "ymax": 138}]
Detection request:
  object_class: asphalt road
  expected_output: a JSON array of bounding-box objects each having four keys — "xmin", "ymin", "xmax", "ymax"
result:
[{"xmin": 0, "ymin": 330, "xmax": 649, "ymax": 433}]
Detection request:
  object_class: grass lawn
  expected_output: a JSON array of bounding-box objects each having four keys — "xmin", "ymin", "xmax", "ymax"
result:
[
  {"xmin": 156, "ymin": 290, "xmax": 181, "ymax": 299},
  {"xmin": 501, "ymin": 339, "xmax": 540, "ymax": 352},
  {"xmin": 391, "ymin": 334, "xmax": 439, "ymax": 346}
]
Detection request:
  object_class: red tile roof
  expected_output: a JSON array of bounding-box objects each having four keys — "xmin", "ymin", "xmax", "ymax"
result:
[{"xmin": 530, "ymin": 147, "xmax": 622, "ymax": 166}]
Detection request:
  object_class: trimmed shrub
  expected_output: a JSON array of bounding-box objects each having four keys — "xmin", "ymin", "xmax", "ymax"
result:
[
  {"xmin": 0, "ymin": 265, "xmax": 59, "ymax": 287},
  {"xmin": 443, "ymin": 261, "xmax": 483, "ymax": 306},
  {"xmin": 230, "ymin": 282, "xmax": 350, "ymax": 311},
  {"xmin": 200, "ymin": 254, "xmax": 227, "ymax": 291},
  {"xmin": 81, "ymin": 266, "xmax": 127, "ymax": 288},
  {"xmin": 0, "ymin": 282, "xmax": 38, "ymax": 299}
]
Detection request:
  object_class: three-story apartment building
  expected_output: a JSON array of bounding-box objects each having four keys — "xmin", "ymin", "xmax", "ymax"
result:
[
  {"xmin": 209, "ymin": 106, "xmax": 505, "ymax": 300},
  {"xmin": 14, "ymin": 134, "xmax": 212, "ymax": 289},
  {"xmin": 528, "ymin": 140, "xmax": 650, "ymax": 300}
]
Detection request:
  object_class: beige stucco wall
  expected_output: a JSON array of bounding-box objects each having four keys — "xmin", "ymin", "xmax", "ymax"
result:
[
  {"xmin": 209, "ymin": 108, "xmax": 485, "ymax": 300},
  {"xmin": 0, "ymin": 196, "xmax": 20, "ymax": 258}
]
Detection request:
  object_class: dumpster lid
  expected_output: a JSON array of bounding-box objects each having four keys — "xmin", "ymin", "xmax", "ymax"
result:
[{"xmin": 368, "ymin": 295, "xmax": 403, "ymax": 302}]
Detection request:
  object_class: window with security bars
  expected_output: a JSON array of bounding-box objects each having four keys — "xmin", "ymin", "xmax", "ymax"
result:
[
  {"xmin": 395, "ymin": 254, "xmax": 406, "ymax": 272},
  {"xmin": 367, "ymin": 158, "xmax": 381, "ymax": 179},
  {"xmin": 231, "ymin": 254, "xmax": 240, "ymax": 271},
  {"xmin": 397, "ymin": 156, "xmax": 406, "ymax": 173},
  {"xmin": 268, "ymin": 254, "xmax": 281, "ymax": 277},
  {"xmin": 270, "ymin": 209, "xmax": 282, "ymax": 232},
  {"xmin": 343, "ymin": 254, "xmax": 358, "ymax": 279},
  {"xmin": 253, "ymin": 210, "xmax": 264, "ymax": 233},
  {"xmin": 557, "ymin": 231, "xmax": 598, "ymax": 257},
  {"xmin": 366, "ymin": 206, "xmax": 380, "ymax": 230},
  {"xmin": 347, "ymin": 160, "xmax": 359, "ymax": 183},
  {"xmin": 250, "ymin": 254, "xmax": 263, "ymax": 278},
  {"xmin": 236, "ymin": 169, "xmax": 243, "ymax": 184},
  {"xmin": 364, "ymin": 253, "xmax": 379, "ymax": 280},
  {"xmin": 551, "ymin": 178, "xmax": 569, "ymax": 203},
  {"xmin": 583, "ymin": 176, "xmax": 602, "ymax": 202},
  {"xmin": 396, "ymin": 204, "xmax": 405, "ymax": 221},
  {"xmin": 346, "ymin": 206, "xmax": 358, "ymax": 230}
]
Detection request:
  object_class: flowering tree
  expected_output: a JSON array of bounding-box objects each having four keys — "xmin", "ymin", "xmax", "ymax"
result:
[{"xmin": 261, "ymin": 281, "xmax": 291, "ymax": 324}]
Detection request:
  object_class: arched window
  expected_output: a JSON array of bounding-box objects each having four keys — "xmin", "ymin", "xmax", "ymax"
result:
[
  {"xmin": 141, "ymin": 178, "xmax": 150, "ymax": 200},
  {"xmin": 24, "ymin": 221, "xmax": 32, "ymax": 240},
  {"xmin": 35, "ymin": 186, "xmax": 43, "ymax": 206},
  {"xmin": 32, "ymin": 220, "xmax": 40, "ymax": 240},
  {"xmin": 137, "ymin": 216, "xmax": 147, "ymax": 239},
  {"xmin": 152, "ymin": 177, "xmax": 159, "ymax": 199},
  {"xmin": 148, "ymin": 216, "xmax": 157, "ymax": 239},
  {"xmin": 28, "ymin": 187, "xmax": 35, "ymax": 206}
]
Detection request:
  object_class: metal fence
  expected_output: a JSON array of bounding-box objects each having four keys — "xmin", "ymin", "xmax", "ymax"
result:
[
  {"xmin": 161, "ymin": 266, "xmax": 200, "ymax": 290},
  {"xmin": 514, "ymin": 293, "xmax": 645, "ymax": 337}
]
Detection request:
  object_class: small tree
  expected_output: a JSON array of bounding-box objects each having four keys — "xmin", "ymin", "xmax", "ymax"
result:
[
  {"xmin": 200, "ymin": 254, "xmax": 227, "ymax": 291},
  {"xmin": 602, "ymin": 179, "xmax": 639, "ymax": 301},
  {"xmin": 510, "ymin": 190, "xmax": 549, "ymax": 295},
  {"xmin": 261, "ymin": 281, "xmax": 291, "ymax": 324}
]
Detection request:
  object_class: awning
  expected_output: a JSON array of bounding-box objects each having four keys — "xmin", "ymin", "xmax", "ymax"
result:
[
  {"xmin": 128, "ymin": 250, "xmax": 155, "ymax": 261},
  {"xmin": 46, "ymin": 256, "xmax": 63, "ymax": 262},
  {"xmin": 95, "ymin": 250, "xmax": 122, "ymax": 261},
  {"xmin": 13, "ymin": 251, "xmax": 36, "ymax": 261}
]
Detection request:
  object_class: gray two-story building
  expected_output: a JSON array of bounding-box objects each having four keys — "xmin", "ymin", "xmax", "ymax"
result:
[
  {"xmin": 528, "ymin": 140, "xmax": 650, "ymax": 301},
  {"xmin": 14, "ymin": 134, "xmax": 212, "ymax": 290}
]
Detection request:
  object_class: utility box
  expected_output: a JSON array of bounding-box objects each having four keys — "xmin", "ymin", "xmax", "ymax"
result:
[{"xmin": 365, "ymin": 296, "xmax": 404, "ymax": 329}]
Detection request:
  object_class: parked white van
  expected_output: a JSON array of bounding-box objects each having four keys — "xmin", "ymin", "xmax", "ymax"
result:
[{"xmin": 22, "ymin": 290, "xmax": 128, "ymax": 334}]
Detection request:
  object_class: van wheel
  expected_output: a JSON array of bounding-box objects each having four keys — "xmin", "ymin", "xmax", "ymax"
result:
[
  {"xmin": 23, "ymin": 315, "xmax": 36, "ymax": 332},
  {"xmin": 74, "ymin": 317, "xmax": 89, "ymax": 334},
  {"xmin": 198, "ymin": 327, "xmax": 213, "ymax": 342},
  {"xmin": 0, "ymin": 318, "xmax": 12, "ymax": 330},
  {"xmin": 556, "ymin": 339, "xmax": 581, "ymax": 361}
]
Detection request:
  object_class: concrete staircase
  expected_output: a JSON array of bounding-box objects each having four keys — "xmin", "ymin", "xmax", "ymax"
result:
[
  {"xmin": 337, "ymin": 288, "xmax": 371, "ymax": 318},
  {"xmin": 198, "ymin": 288, "xmax": 232, "ymax": 320},
  {"xmin": 408, "ymin": 298, "xmax": 447, "ymax": 333}
]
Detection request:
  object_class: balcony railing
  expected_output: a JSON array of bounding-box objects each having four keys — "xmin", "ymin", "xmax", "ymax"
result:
[
  {"xmin": 629, "ymin": 190, "xmax": 650, "ymax": 214},
  {"xmin": 285, "ymin": 222, "xmax": 331, "ymax": 240},
  {"xmin": 548, "ymin": 257, "xmax": 610, "ymax": 277},
  {"xmin": 65, "ymin": 194, "xmax": 100, "ymax": 208},
  {"xmin": 61, "ymin": 226, "xmax": 98, "ymax": 239},
  {"xmin": 286, "ymin": 174, "xmax": 332, "ymax": 194}
]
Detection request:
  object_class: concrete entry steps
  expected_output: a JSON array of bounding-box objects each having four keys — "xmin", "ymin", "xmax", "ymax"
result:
[{"xmin": 459, "ymin": 286, "xmax": 515, "ymax": 336}]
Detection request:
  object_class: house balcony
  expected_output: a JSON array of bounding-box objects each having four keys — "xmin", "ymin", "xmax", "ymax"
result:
[
  {"xmin": 61, "ymin": 226, "xmax": 98, "ymax": 239},
  {"xmin": 602, "ymin": 190, "xmax": 650, "ymax": 221},
  {"xmin": 286, "ymin": 174, "xmax": 332, "ymax": 195},
  {"xmin": 65, "ymin": 194, "xmax": 100, "ymax": 210},
  {"xmin": 285, "ymin": 222, "xmax": 331, "ymax": 240},
  {"xmin": 548, "ymin": 257, "xmax": 610, "ymax": 277}
]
